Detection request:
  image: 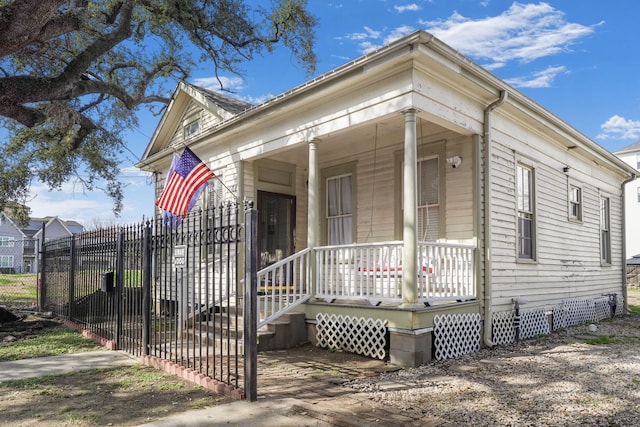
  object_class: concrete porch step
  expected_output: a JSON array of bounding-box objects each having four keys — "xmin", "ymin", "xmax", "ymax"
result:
[{"xmin": 258, "ymin": 311, "xmax": 307, "ymax": 352}]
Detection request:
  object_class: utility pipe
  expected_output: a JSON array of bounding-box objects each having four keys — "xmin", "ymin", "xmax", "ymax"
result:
[{"xmin": 483, "ymin": 90, "xmax": 508, "ymax": 347}]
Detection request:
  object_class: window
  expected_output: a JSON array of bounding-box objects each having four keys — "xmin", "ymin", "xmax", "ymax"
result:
[
  {"xmin": 600, "ymin": 196, "xmax": 611, "ymax": 264},
  {"xmin": 0, "ymin": 255, "xmax": 13, "ymax": 268},
  {"xmin": 207, "ymin": 173, "xmax": 223, "ymax": 208},
  {"xmin": 326, "ymin": 174, "xmax": 353, "ymax": 245},
  {"xmin": 569, "ymin": 185, "xmax": 582, "ymax": 221},
  {"xmin": 517, "ymin": 164, "xmax": 535, "ymax": 260},
  {"xmin": 0, "ymin": 237, "xmax": 14, "ymax": 247},
  {"xmin": 184, "ymin": 119, "xmax": 200, "ymax": 139},
  {"xmin": 637, "ymin": 186, "xmax": 640, "ymax": 203},
  {"xmin": 417, "ymin": 157, "xmax": 440, "ymax": 241},
  {"xmin": 636, "ymin": 153, "xmax": 640, "ymax": 169}
]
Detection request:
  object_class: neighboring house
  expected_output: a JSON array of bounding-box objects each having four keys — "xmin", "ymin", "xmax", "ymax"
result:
[
  {"xmin": 138, "ymin": 31, "xmax": 637, "ymax": 366},
  {"xmin": 627, "ymin": 254, "xmax": 640, "ymax": 287},
  {"xmin": 0, "ymin": 214, "xmax": 84, "ymax": 273},
  {"xmin": 614, "ymin": 141, "xmax": 640, "ymax": 260}
]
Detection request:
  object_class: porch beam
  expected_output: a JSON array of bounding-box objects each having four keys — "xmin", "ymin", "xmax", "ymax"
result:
[{"xmin": 401, "ymin": 109, "xmax": 421, "ymax": 308}]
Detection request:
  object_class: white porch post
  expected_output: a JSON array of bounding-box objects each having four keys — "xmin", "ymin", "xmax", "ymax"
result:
[
  {"xmin": 307, "ymin": 138, "xmax": 320, "ymax": 296},
  {"xmin": 401, "ymin": 109, "xmax": 421, "ymax": 308}
]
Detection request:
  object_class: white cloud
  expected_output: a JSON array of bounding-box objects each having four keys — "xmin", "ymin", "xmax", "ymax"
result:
[
  {"xmin": 597, "ymin": 115, "xmax": 640, "ymax": 140},
  {"xmin": 395, "ymin": 4, "xmax": 421, "ymax": 13},
  {"xmin": 357, "ymin": 25, "xmax": 416, "ymax": 54},
  {"xmin": 505, "ymin": 65, "xmax": 569, "ymax": 88},
  {"xmin": 192, "ymin": 76, "xmax": 246, "ymax": 92},
  {"xmin": 419, "ymin": 3, "xmax": 599, "ymax": 69},
  {"xmin": 345, "ymin": 26, "xmax": 382, "ymax": 42}
]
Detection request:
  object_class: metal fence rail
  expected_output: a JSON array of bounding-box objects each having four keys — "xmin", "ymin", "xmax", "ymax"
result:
[{"xmin": 40, "ymin": 203, "xmax": 252, "ymax": 396}]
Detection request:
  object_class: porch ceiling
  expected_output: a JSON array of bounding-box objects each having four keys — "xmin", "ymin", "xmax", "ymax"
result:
[{"xmin": 267, "ymin": 114, "xmax": 453, "ymax": 164}]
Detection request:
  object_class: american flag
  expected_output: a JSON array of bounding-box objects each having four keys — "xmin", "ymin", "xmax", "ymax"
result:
[{"xmin": 155, "ymin": 147, "xmax": 214, "ymax": 217}]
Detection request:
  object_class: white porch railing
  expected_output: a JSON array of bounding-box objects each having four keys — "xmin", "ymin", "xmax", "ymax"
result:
[
  {"xmin": 257, "ymin": 248, "xmax": 311, "ymax": 328},
  {"xmin": 315, "ymin": 241, "xmax": 476, "ymax": 305},
  {"xmin": 255, "ymin": 241, "xmax": 475, "ymax": 327}
]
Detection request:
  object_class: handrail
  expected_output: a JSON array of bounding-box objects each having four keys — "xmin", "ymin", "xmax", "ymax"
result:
[{"xmin": 257, "ymin": 248, "xmax": 311, "ymax": 328}]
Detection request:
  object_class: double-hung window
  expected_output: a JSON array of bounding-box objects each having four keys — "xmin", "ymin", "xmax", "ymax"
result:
[
  {"xmin": 517, "ymin": 164, "xmax": 535, "ymax": 260},
  {"xmin": 0, "ymin": 237, "xmax": 13, "ymax": 247},
  {"xmin": 0, "ymin": 255, "xmax": 13, "ymax": 268},
  {"xmin": 326, "ymin": 174, "xmax": 353, "ymax": 245},
  {"xmin": 600, "ymin": 196, "xmax": 611, "ymax": 264},
  {"xmin": 569, "ymin": 185, "xmax": 582, "ymax": 221}
]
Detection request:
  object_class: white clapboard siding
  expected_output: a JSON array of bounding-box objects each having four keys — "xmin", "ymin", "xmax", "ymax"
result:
[{"xmin": 489, "ymin": 124, "xmax": 625, "ymax": 311}]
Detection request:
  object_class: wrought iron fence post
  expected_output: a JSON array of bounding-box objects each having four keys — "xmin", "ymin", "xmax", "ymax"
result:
[
  {"xmin": 116, "ymin": 229, "xmax": 125, "ymax": 349},
  {"xmin": 243, "ymin": 204, "xmax": 258, "ymax": 402},
  {"xmin": 68, "ymin": 237, "xmax": 76, "ymax": 320},
  {"xmin": 142, "ymin": 221, "xmax": 152, "ymax": 355},
  {"xmin": 38, "ymin": 222, "xmax": 46, "ymax": 311}
]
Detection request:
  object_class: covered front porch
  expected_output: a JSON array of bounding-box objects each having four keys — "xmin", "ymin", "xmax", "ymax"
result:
[{"xmin": 248, "ymin": 104, "xmax": 482, "ymax": 365}]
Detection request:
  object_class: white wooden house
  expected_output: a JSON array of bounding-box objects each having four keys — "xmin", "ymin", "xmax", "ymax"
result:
[{"xmin": 138, "ymin": 31, "xmax": 637, "ymax": 366}]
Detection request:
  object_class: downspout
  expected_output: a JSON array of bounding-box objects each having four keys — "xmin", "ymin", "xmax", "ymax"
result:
[
  {"xmin": 483, "ymin": 90, "xmax": 508, "ymax": 347},
  {"xmin": 621, "ymin": 172, "xmax": 637, "ymax": 314}
]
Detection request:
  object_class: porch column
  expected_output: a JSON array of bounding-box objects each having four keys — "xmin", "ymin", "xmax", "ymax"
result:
[
  {"xmin": 307, "ymin": 138, "xmax": 321, "ymax": 296},
  {"xmin": 401, "ymin": 109, "xmax": 421, "ymax": 308}
]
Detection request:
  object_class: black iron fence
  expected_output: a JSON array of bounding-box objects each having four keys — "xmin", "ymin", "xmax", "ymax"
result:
[{"xmin": 40, "ymin": 203, "xmax": 257, "ymax": 398}]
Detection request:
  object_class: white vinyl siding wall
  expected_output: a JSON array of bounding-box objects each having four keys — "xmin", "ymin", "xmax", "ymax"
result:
[{"xmin": 490, "ymin": 130, "xmax": 624, "ymax": 312}]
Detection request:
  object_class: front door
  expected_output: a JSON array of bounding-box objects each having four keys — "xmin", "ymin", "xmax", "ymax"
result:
[{"xmin": 257, "ymin": 191, "xmax": 296, "ymax": 269}]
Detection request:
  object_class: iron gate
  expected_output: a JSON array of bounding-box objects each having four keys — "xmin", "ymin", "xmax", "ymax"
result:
[{"xmin": 41, "ymin": 203, "xmax": 257, "ymax": 398}]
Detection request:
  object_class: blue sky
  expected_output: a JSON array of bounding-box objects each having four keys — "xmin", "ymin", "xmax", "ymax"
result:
[{"xmin": 28, "ymin": 1, "xmax": 640, "ymax": 226}]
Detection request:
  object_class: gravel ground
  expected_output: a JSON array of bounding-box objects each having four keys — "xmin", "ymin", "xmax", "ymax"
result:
[{"xmin": 347, "ymin": 304, "xmax": 640, "ymax": 426}]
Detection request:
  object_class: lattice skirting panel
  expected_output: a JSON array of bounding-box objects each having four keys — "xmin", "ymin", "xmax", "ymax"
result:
[
  {"xmin": 552, "ymin": 295, "xmax": 624, "ymax": 331},
  {"xmin": 519, "ymin": 308, "xmax": 550, "ymax": 340},
  {"xmin": 492, "ymin": 310, "xmax": 515, "ymax": 345},
  {"xmin": 315, "ymin": 313, "xmax": 387, "ymax": 360},
  {"xmin": 433, "ymin": 312, "xmax": 481, "ymax": 361},
  {"xmin": 492, "ymin": 308, "xmax": 551, "ymax": 344}
]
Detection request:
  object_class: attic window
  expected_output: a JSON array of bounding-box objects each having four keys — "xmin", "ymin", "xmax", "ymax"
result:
[{"xmin": 184, "ymin": 119, "xmax": 200, "ymax": 139}]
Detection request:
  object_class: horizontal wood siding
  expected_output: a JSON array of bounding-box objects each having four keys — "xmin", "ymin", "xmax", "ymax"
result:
[
  {"xmin": 445, "ymin": 136, "xmax": 474, "ymax": 241},
  {"xmin": 490, "ymin": 122, "xmax": 625, "ymax": 312}
]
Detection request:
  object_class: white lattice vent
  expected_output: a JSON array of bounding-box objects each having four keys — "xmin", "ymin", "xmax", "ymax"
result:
[
  {"xmin": 315, "ymin": 313, "xmax": 387, "ymax": 360},
  {"xmin": 552, "ymin": 305, "xmax": 567, "ymax": 331},
  {"xmin": 615, "ymin": 294, "xmax": 625, "ymax": 316},
  {"xmin": 594, "ymin": 298, "xmax": 610, "ymax": 322},
  {"xmin": 492, "ymin": 310, "xmax": 515, "ymax": 345},
  {"xmin": 434, "ymin": 312, "xmax": 481, "ymax": 361},
  {"xmin": 553, "ymin": 295, "xmax": 624, "ymax": 331},
  {"xmin": 519, "ymin": 308, "xmax": 550, "ymax": 340}
]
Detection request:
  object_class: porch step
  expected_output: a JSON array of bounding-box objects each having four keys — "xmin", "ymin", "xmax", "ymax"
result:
[{"xmin": 257, "ymin": 311, "xmax": 307, "ymax": 352}]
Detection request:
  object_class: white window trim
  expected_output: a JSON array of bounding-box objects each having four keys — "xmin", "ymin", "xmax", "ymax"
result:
[
  {"xmin": 0, "ymin": 255, "xmax": 14, "ymax": 267},
  {"xmin": 600, "ymin": 195, "xmax": 611, "ymax": 265},
  {"xmin": 516, "ymin": 161, "xmax": 537, "ymax": 262},
  {"xmin": 0, "ymin": 236, "xmax": 14, "ymax": 247},
  {"xmin": 568, "ymin": 183, "xmax": 583, "ymax": 222}
]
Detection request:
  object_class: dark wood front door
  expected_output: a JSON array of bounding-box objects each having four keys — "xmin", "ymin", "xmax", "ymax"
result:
[{"xmin": 257, "ymin": 191, "xmax": 296, "ymax": 269}]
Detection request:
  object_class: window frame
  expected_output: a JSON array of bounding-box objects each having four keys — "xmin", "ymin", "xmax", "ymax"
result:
[
  {"xmin": 321, "ymin": 162, "xmax": 357, "ymax": 246},
  {"xmin": 568, "ymin": 184, "xmax": 583, "ymax": 222},
  {"xmin": 0, "ymin": 237, "xmax": 14, "ymax": 247},
  {"xmin": 600, "ymin": 195, "xmax": 611, "ymax": 265},
  {"xmin": 0, "ymin": 255, "xmax": 13, "ymax": 268},
  {"xmin": 183, "ymin": 116, "xmax": 200, "ymax": 140},
  {"xmin": 516, "ymin": 162, "xmax": 536, "ymax": 261}
]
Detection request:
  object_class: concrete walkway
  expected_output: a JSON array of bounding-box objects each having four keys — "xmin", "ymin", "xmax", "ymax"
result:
[{"xmin": 0, "ymin": 350, "xmax": 137, "ymax": 381}]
